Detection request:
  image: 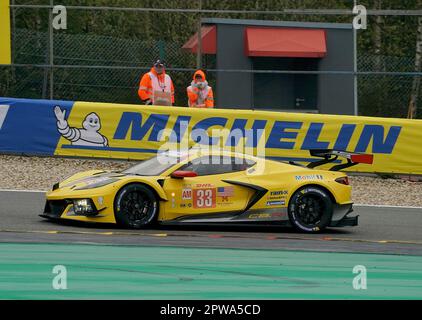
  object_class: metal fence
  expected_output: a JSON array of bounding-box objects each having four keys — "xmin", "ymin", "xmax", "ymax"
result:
[{"xmin": 0, "ymin": 3, "xmax": 421, "ymax": 119}]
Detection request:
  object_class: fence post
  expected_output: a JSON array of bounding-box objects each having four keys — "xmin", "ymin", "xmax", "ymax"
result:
[
  {"xmin": 11, "ymin": 0, "xmax": 15, "ymax": 80},
  {"xmin": 49, "ymin": 0, "xmax": 54, "ymax": 100},
  {"xmin": 158, "ymin": 40, "xmax": 166, "ymax": 61},
  {"xmin": 353, "ymin": 0, "xmax": 358, "ymax": 116},
  {"xmin": 196, "ymin": 0, "xmax": 202, "ymax": 69}
]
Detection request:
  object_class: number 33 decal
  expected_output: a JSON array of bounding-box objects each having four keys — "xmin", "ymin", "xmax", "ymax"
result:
[{"xmin": 193, "ymin": 189, "xmax": 216, "ymax": 208}]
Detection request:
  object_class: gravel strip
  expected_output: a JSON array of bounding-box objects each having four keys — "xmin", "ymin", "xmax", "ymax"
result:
[
  {"xmin": 349, "ymin": 176, "xmax": 422, "ymax": 207},
  {"xmin": 0, "ymin": 155, "xmax": 130, "ymax": 191},
  {"xmin": 0, "ymin": 155, "xmax": 421, "ymax": 207}
]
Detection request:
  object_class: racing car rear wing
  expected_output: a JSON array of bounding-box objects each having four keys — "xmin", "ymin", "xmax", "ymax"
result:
[{"xmin": 308, "ymin": 149, "xmax": 374, "ymax": 171}]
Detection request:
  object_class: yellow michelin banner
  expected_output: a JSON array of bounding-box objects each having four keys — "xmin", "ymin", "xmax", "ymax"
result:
[
  {"xmin": 0, "ymin": 0, "xmax": 11, "ymax": 65},
  {"xmin": 52, "ymin": 101, "xmax": 422, "ymax": 175}
]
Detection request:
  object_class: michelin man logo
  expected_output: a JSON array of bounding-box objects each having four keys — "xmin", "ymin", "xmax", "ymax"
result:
[{"xmin": 54, "ymin": 106, "xmax": 109, "ymax": 147}]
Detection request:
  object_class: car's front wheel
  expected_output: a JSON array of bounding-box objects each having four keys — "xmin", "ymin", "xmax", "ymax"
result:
[
  {"xmin": 288, "ymin": 186, "xmax": 334, "ymax": 233},
  {"xmin": 114, "ymin": 183, "xmax": 158, "ymax": 229}
]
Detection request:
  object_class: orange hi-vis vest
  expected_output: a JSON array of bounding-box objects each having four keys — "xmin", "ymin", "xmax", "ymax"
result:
[
  {"xmin": 187, "ymin": 86, "xmax": 213, "ymax": 108},
  {"xmin": 187, "ymin": 70, "xmax": 214, "ymax": 108},
  {"xmin": 138, "ymin": 69, "xmax": 175, "ymax": 105}
]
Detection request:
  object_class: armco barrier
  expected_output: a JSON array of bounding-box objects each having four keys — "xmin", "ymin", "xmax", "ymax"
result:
[{"xmin": 0, "ymin": 97, "xmax": 421, "ymax": 174}]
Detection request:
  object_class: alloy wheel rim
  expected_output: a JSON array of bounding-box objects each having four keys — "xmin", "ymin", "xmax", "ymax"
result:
[
  {"xmin": 295, "ymin": 194, "xmax": 324, "ymax": 226},
  {"xmin": 121, "ymin": 191, "xmax": 152, "ymax": 223}
]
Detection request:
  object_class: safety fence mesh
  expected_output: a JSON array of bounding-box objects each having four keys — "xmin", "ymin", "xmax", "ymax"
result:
[{"xmin": 0, "ymin": 28, "xmax": 421, "ymax": 119}]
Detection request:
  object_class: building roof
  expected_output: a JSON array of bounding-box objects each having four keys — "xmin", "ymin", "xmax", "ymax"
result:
[
  {"xmin": 245, "ymin": 27, "xmax": 327, "ymax": 58},
  {"xmin": 201, "ymin": 18, "xmax": 353, "ymax": 30}
]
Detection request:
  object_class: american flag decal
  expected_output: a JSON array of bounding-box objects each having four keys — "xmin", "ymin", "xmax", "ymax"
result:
[{"xmin": 217, "ymin": 186, "xmax": 234, "ymax": 197}]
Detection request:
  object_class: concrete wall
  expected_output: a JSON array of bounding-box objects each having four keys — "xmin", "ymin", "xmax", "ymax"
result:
[
  {"xmin": 318, "ymin": 28, "xmax": 355, "ymax": 115},
  {"xmin": 215, "ymin": 23, "xmax": 253, "ymax": 109}
]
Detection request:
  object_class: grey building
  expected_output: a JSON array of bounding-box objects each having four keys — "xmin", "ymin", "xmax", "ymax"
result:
[{"xmin": 183, "ymin": 18, "xmax": 356, "ymax": 115}]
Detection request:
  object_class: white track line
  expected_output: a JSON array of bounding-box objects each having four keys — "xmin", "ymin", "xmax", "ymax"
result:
[
  {"xmin": 355, "ymin": 204, "xmax": 422, "ymax": 210},
  {"xmin": 0, "ymin": 189, "xmax": 46, "ymax": 193}
]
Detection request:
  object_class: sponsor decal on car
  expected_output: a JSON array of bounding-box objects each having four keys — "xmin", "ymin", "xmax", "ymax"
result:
[
  {"xmin": 195, "ymin": 183, "xmax": 214, "ymax": 188},
  {"xmin": 266, "ymin": 200, "xmax": 286, "ymax": 206},
  {"xmin": 295, "ymin": 174, "xmax": 324, "ymax": 181},
  {"xmin": 193, "ymin": 188, "xmax": 216, "ymax": 209},
  {"xmin": 249, "ymin": 213, "xmax": 272, "ymax": 219},
  {"xmin": 267, "ymin": 196, "xmax": 286, "ymax": 201},
  {"xmin": 267, "ymin": 190, "xmax": 288, "ymax": 201},
  {"xmin": 182, "ymin": 188, "xmax": 192, "ymax": 200},
  {"xmin": 216, "ymin": 186, "xmax": 234, "ymax": 203},
  {"xmin": 217, "ymin": 186, "xmax": 234, "ymax": 197},
  {"xmin": 217, "ymin": 201, "xmax": 234, "ymax": 207},
  {"xmin": 248, "ymin": 212, "xmax": 287, "ymax": 219},
  {"xmin": 270, "ymin": 190, "xmax": 288, "ymax": 196}
]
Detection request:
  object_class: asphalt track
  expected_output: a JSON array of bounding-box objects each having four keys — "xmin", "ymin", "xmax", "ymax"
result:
[
  {"xmin": 1, "ymin": 190, "xmax": 422, "ymax": 255},
  {"xmin": 1, "ymin": 190, "xmax": 422, "ymax": 299}
]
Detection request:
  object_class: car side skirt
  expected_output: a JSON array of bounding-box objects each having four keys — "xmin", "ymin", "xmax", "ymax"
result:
[{"xmin": 162, "ymin": 207, "xmax": 289, "ymax": 224}]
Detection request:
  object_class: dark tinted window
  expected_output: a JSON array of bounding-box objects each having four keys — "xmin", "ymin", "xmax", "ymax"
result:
[
  {"xmin": 180, "ymin": 156, "xmax": 255, "ymax": 176},
  {"xmin": 253, "ymin": 57, "xmax": 318, "ymax": 111},
  {"xmin": 123, "ymin": 154, "xmax": 181, "ymax": 176}
]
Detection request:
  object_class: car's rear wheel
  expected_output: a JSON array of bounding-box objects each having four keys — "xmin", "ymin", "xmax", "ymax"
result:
[
  {"xmin": 288, "ymin": 186, "xmax": 333, "ymax": 233},
  {"xmin": 114, "ymin": 184, "xmax": 158, "ymax": 229}
]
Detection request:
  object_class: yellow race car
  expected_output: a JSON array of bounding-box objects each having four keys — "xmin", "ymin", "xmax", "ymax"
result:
[{"xmin": 41, "ymin": 149, "xmax": 373, "ymax": 233}]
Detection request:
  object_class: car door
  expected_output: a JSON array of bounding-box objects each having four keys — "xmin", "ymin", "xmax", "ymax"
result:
[{"xmin": 162, "ymin": 155, "xmax": 255, "ymax": 221}]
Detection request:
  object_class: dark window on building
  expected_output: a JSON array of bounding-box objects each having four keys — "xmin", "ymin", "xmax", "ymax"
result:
[{"xmin": 253, "ymin": 57, "xmax": 319, "ymax": 111}]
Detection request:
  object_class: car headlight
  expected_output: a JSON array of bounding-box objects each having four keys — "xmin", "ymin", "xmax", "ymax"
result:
[
  {"xmin": 74, "ymin": 178, "xmax": 119, "ymax": 190},
  {"xmin": 73, "ymin": 199, "xmax": 96, "ymax": 215}
]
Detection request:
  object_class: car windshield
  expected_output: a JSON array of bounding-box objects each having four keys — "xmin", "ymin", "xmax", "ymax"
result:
[{"xmin": 122, "ymin": 153, "xmax": 183, "ymax": 176}]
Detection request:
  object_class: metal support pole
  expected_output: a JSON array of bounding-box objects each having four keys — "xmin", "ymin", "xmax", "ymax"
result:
[
  {"xmin": 49, "ymin": 0, "xmax": 54, "ymax": 100},
  {"xmin": 196, "ymin": 0, "xmax": 202, "ymax": 69},
  {"xmin": 10, "ymin": 0, "xmax": 16, "ymax": 96},
  {"xmin": 11, "ymin": 0, "xmax": 15, "ymax": 68},
  {"xmin": 158, "ymin": 40, "xmax": 166, "ymax": 61},
  {"xmin": 353, "ymin": 0, "xmax": 358, "ymax": 116}
]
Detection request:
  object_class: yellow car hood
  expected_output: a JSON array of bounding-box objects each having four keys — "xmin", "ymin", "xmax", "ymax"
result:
[{"xmin": 58, "ymin": 170, "xmax": 125, "ymax": 189}]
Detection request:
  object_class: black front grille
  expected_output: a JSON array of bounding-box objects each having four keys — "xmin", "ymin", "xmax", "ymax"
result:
[{"xmin": 44, "ymin": 200, "xmax": 68, "ymax": 217}]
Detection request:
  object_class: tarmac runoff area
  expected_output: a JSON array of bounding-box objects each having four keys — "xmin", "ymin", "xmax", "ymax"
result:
[{"xmin": 0, "ymin": 190, "xmax": 422, "ymax": 299}]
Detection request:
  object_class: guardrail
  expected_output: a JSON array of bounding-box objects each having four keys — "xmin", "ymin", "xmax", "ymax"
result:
[{"xmin": 0, "ymin": 97, "xmax": 421, "ymax": 174}]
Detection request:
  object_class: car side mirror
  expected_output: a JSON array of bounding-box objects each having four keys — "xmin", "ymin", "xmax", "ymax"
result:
[{"xmin": 171, "ymin": 171, "xmax": 198, "ymax": 179}]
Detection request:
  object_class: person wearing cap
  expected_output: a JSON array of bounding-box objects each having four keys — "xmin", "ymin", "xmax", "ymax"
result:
[
  {"xmin": 138, "ymin": 60, "xmax": 175, "ymax": 106},
  {"xmin": 187, "ymin": 70, "xmax": 214, "ymax": 108}
]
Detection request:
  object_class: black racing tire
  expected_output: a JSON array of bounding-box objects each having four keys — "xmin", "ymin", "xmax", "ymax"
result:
[
  {"xmin": 288, "ymin": 186, "xmax": 334, "ymax": 233},
  {"xmin": 114, "ymin": 183, "xmax": 158, "ymax": 229}
]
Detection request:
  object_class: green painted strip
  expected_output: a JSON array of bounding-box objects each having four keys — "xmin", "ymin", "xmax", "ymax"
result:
[{"xmin": 0, "ymin": 243, "xmax": 421, "ymax": 299}]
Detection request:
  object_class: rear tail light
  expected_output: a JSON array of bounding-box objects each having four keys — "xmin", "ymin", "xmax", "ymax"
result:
[{"xmin": 335, "ymin": 176, "xmax": 349, "ymax": 185}]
